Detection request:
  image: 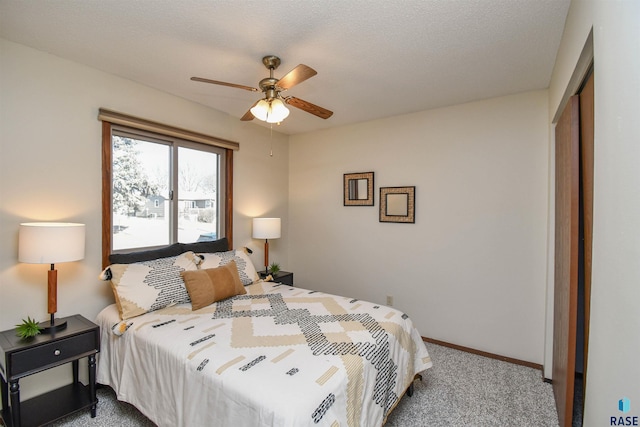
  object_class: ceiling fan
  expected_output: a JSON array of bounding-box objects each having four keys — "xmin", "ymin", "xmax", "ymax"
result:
[{"xmin": 191, "ymin": 55, "xmax": 333, "ymax": 124}]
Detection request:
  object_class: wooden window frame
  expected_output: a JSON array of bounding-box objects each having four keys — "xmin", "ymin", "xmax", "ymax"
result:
[{"xmin": 101, "ymin": 112, "xmax": 236, "ymax": 267}]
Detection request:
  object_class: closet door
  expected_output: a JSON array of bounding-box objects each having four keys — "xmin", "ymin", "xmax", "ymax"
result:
[
  {"xmin": 553, "ymin": 95, "xmax": 580, "ymax": 427},
  {"xmin": 579, "ymin": 71, "xmax": 594, "ymax": 385}
]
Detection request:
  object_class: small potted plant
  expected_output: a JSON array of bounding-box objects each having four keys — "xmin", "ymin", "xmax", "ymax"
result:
[
  {"xmin": 15, "ymin": 316, "xmax": 42, "ymax": 339},
  {"xmin": 268, "ymin": 262, "xmax": 281, "ymax": 276}
]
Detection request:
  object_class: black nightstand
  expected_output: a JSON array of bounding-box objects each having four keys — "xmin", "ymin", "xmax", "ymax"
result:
[
  {"xmin": 259, "ymin": 271, "xmax": 294, "ymax": 286},
  {"xmin": 0, "ymin": 315, "xmax": 100, "ymax": 427}
]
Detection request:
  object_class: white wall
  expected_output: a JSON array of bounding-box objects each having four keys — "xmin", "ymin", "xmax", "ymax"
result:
[
  {"xmin": 6, "ymin": 1, "xmax": 638, "ymax": 421},
  {"xmin": 0, "ymin": 39, "xmax": 289, "ymax": 400},
  {"xmin": 289, "ymin": 90, "xmax": 550, "ymax": 364},
  {"xmin": 547, "ymin": 1, "xmax": 640, "ymax": 425}
]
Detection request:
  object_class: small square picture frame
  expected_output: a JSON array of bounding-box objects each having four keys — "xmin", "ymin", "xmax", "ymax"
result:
[
  {"xmin": 343, "ymin": 172, "xmax": 374, "ymax": 206},
  {"xmin": 379, "ymin": 186, "xmax": 415, "ymax": 223}
]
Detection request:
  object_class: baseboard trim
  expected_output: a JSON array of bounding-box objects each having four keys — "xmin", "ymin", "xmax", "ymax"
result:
[{"xmin": 422, "ymin": 337, "xmax": 543, "ymax": 371}]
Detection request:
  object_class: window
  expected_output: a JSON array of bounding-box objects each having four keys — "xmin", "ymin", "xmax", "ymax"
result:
[
  {"xmin": 110, "ymin": 127, "xmax": 224, "ymax": 251},
  {"xmin": 101, "ymin": 110, "xmax": 237, "ymax": 266}
]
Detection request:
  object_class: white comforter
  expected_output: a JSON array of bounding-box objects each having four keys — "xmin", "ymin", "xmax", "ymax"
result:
[{"xmin": 96, "ymin": 281, "xmax": 432, "ymax": 427}]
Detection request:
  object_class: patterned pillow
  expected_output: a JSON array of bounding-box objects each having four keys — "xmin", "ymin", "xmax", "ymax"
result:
[
  {"xmin": 197, "ymin": 249, "xmax": 259, "ymax": 285},
  {"xmin": 100, "ymin": 251, "xmax": 201, "ymax": 320}
]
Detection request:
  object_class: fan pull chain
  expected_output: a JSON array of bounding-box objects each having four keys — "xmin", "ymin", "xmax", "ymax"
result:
[{"xmin": 270, "ymin": 124, "xmax": 274, "ymax": 157}]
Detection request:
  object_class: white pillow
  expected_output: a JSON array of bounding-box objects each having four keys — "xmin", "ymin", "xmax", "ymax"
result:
[
  {"xmin": 100, "ymin": 251, "xmax": 201, "ymax": 319},
  {"xmin": 197, "ymin": 249, "xmax": 259, "ymax": 285}
]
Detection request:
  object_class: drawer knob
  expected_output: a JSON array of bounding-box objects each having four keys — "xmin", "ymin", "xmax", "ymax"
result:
[{"xmin": 54, "ymin": 349, "xmax": 61, "ymax": 356}]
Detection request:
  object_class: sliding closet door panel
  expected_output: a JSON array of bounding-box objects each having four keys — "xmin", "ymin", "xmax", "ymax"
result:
[
  {"xmin": 579, "ymin": 71, "xmax": 594, "ymax": 383},
  {"xmin": 553, "ymin": 95, "xmax": 580, "ymax": 427}
]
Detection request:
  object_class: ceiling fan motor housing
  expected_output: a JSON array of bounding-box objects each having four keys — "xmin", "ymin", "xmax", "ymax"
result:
[
  {"xmin": 259, "ymin": 78, "xmax": 280, "ymax": 99},
  {"xmin": 261, "ymin": 56, "xmax": 281, "ymax": 100}
]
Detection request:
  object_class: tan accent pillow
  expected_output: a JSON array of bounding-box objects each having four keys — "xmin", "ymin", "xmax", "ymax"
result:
[{"xmin": 181, "ymin": 260, "xmax": 247, "ymax": 310}]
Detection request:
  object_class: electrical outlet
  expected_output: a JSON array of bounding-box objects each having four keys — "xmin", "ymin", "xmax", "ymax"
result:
[{"xmin": 386, "ymin": 295, "xmax": 393, "ymax": 306}]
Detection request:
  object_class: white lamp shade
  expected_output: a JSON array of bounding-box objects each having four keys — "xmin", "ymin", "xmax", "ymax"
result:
[
  {"xmin": 252, "ymin": 218, "xmax": 281, "ymax": 239},
  {"xmin": 19, "ymin": 222, "xmax": 86, "ymax": 264}
]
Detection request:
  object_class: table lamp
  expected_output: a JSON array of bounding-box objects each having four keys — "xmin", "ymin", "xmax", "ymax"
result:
[
  {"xmin": 252, "ymin": 218, "xmax": 281, "ymax": 275},
  {"xmin": 18, "ymin": 222, "xmax": 86, "ymax": 332}
]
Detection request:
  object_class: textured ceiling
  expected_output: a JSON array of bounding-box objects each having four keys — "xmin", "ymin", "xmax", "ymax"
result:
[{"xmin": 0, "ymin": 0, "xmax": 570, "ymax": 135}]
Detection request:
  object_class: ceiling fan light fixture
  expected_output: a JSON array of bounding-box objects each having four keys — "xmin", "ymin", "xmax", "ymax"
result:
[
  {"xmin": 251, "ymin": 98, "xmax": 290, "ymax": 124},
  {"xmin": 250, "ymin": 99, "xmax": 270, "ymax": 121},
  {"xmin": 266, "ymin": 98, "xmax": 289, "ymax": 123}
]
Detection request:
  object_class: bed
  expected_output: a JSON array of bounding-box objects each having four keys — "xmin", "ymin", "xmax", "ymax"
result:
[{"xmin": 96, "ymin": 240, "xmax": 432, "ymax": 427}]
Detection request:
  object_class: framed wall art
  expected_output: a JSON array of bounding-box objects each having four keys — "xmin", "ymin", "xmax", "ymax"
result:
[
  {"xmin": 343, "ymin": 172, "xmax": 374, "ymax": 206},
  {"xmin": 379, "ymin": 186, "xmax": 415, "ymax": 223}
]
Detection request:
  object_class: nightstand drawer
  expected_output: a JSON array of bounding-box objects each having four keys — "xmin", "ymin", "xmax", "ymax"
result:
[{"xmin": 11, "ymin": 333, "xmax": 97, "ymax": 377}]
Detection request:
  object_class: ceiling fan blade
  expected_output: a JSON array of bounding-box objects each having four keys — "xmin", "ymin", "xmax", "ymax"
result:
[
  {"xmin": 276, "ymin": 64, "xmax": 317, "ymax": 90},
  {"xmin": 240, "ymin": 109, "xmax": 255, "ymax": 121},
  {"xmin": 191, "ymin": 77, "xmax": 259, "ymax": 92},
  {"xmin": 285, "ymin": 97, "xmax": 333, "ymax": 119},
  {"xmin": 240, "ymin": 101, "xmax": 259, "ymax": 121}
]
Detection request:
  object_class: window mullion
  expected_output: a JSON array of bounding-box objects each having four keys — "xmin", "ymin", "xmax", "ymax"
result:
[{"xmin": 170, "ymin": 144, "xmax": 179, "ymax": 244}]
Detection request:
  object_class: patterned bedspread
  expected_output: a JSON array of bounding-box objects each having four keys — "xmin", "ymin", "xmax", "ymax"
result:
[{"xmin": 96, "ymin": 281, "xmax": 432, "ymax": 427}]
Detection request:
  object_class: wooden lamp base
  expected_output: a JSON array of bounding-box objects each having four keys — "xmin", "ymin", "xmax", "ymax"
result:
[
  {"xmin": 43, "ymin": 265, "xmax": 67, "ymax": 333},
  {"xmin": 263, "ymin": 240, "xmax": 270, "ymax": 275}
]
